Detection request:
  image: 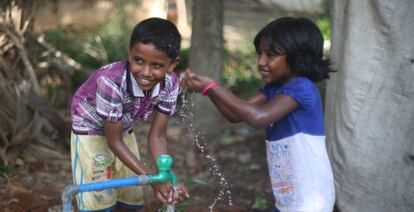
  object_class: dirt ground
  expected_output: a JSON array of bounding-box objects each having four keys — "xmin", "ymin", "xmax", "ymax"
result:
[{"xmin": 0, "ymin": 117, "xmax": 274, "ymax": 212}]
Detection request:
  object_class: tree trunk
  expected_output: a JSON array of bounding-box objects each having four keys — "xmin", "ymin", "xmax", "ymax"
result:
[
  {"xmin": 189, "ymin": 0, "xmax": 224, "ymax": 143},
  {"xmin": 325, "ymin": 0, "xmax": 414, "ymax": 211}
]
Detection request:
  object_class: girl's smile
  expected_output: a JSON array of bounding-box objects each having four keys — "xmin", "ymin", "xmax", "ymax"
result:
[{"xmin": 256, "ymin": 40, "xmax": 295, "ymax": 86}]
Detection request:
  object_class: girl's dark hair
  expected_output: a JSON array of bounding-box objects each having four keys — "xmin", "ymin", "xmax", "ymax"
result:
[
  {"xmin": 130, "ymin": 17, "xmax": 181, "ymax": 59},
  {"xmin": 254, "ymin": 17, "xmax": 335, "ymax": 82}
]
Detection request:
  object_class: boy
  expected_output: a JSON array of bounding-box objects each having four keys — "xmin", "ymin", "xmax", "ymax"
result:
[{"xmin": 70, "ymin": 17, "xmax": 188, "ymax": 211}]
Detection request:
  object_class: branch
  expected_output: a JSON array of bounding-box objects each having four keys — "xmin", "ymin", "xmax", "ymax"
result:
[
  {"xmin": 0, "ymin": 23, "xmax": 40, "ymax": 93},
  {"xmin": 26, "ymin": 88, "xmax": 71, "ymax": 143}
]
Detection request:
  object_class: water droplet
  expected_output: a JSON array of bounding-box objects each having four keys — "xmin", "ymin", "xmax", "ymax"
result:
[{"xmin": 177, "ymin": 90, "xmax": 233, "ymax": 210}]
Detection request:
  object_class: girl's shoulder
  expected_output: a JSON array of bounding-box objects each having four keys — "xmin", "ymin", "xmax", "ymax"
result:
[
  {"xmin": 282, "ymin": 77, "xmax": 320, "ymax": 108},
  {"xmin": 285, "ymin": 77, "xmax": 314, "ymax": 89},
  {"xmin": 262, "ymin": 77, "xmax": 320, "ymax": 107},
  {"xmin": 262, "ymin": 77, "xmax": 315, "ymax": 95}
]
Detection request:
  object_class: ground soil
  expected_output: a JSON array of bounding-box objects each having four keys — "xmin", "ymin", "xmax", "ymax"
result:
[{"xmin": 0, "ymin": 118, "xmax": 274, "ymax": 212}]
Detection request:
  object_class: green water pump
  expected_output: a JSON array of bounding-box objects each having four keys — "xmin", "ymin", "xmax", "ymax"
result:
[{"xmin": 148, "ymin": 154, "xmax": 177, "ymax": 186}]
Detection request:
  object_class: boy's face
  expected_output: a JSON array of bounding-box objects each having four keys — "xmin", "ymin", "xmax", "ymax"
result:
[
  {"xmin": 256, "ymin": 40, "xmax": 293, "ymax": 85},
  {"xmin": 128, "ymin": 42, "xmax": 179, "ymax": 91}
]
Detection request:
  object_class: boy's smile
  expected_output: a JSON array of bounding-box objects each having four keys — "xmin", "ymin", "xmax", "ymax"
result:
[{"xmin": 128, "ymin": 42, "xmax": 179, "ymax": 92}]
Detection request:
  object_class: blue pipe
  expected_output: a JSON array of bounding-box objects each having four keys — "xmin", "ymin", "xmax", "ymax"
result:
[
  {"xmin": 62, "ymin": 175, "xmax": 150, "ymax": 212},
  {"xmin": 62, "ymin": 154, "xmax": 177, "ymax": 212}
]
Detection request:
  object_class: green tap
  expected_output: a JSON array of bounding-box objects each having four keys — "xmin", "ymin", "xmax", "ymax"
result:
[{"xmin": 148, "ymin": 154, "xmax": 177, "ymax": 186}]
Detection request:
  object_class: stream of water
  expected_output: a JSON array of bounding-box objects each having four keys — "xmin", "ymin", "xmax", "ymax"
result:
[{"xmin": 175, "ymin": 89, "xmax": 233, "ymax": 210}]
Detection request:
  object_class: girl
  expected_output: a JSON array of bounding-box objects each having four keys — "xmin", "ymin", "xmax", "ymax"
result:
[{"xmin": 182, "ymin": 17, "xmax": 336, "ymax": 212}]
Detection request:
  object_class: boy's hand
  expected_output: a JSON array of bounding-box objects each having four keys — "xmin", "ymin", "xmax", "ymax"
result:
[
  {"xmin": 181, "ymin": 68, "xmax": 215, "ymax": 92},
  {"xmin": 151, "ymin": 182, "xmax": 173, "ymax": 204},
  {"xmin": 173, "ymin": 184, "xmax": 190, "ymax": 203},
  {"xmin": 151, "ymin": 183, "xmax": 190, "ymax": 204}
]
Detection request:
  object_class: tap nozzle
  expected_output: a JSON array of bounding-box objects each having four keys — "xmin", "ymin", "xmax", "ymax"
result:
[{"xmin": 148, "ymin": 154, "xmax": 177, "ymax": 186}]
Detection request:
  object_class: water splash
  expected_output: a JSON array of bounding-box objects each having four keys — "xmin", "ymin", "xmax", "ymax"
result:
[
  {"xmin": 176, "ymin": 89, "xmax": 233, "ymax": 210},
  {"xmin": 159, "ymin": 186, "xmax": 179, "ymax": 212},
  {"xmin": 165, "ymin": 204, "xmax": 174, "ymax": 212},
  {"xmin": 165, "ymin": 186, "xmax": 178, "ymax": 212}
]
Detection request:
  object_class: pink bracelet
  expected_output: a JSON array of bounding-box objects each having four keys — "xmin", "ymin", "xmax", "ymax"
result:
[{"xmin": 201, "ymin": 82, "xmax": 219, "ymax": 95}]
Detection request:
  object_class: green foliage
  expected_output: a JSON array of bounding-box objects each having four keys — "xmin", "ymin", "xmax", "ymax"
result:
[
  {"xmin": 43, "ymin": 26, "xmax": 103, "ymax": 69},
  {"xmin": 97, "ymin": 21, "xmax": 129, "ymax": 62},
  {"xmin": 0, "ymin": 161, "xmax": 14, "ymax": 173},
  {"xmin": 315, "ymin": 0, "xmax": 332, "ymax": 41},
  {"xmin": 43, "ymin": 1, "xmax": 136, "ymax": 69},
  {"xmin": 251, "ymin": 196, "xmax": 268, "ymax": 210},
  {"xmin": 175, "ymin": 48, "xmax": 189, "ymax": 73},
  {"xmin": 71, "ymin": 70, "xmax": 90, "ymax": 92},
  {"xmin": 43, "ymin": 22, "xmax": 128, "ymax": 68},
  {"xmin": 316, "ymin": 16, "xmax": 331, "ymax": 40},
  {"xmin": 223, "ymin": 46, "xmax": 262, "ymax": 98},
  {"xmin": 42, "ymin": 1, "xmax": 139, "ymax": 91}
]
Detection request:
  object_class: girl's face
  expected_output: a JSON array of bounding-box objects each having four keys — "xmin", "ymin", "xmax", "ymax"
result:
[
  {"xmin": 128, "ymin": 42, "xmax": 179, "ymax": 91},
  {"xmin": 256, "ymin": 40, "xmax": 295, "ymax": 85}
]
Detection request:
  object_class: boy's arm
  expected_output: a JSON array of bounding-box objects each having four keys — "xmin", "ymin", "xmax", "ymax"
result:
[
  {"xmin": 149, "ymin": 111, "xmax": 190, "ymax": 202},
  {"xmin": 104, "ymin": 119, "xmax": 175, "ymax": 203},
  {"xmin": 148, "ymin": 111, "xmax": 169, "ymax": 165},
  {"xmin": 103, "ymin": 120, "xmax": 152, "ymax": 175},
  {"xmin": 147, "ymin": 111, "xmax": 176, "ymax": 203}
]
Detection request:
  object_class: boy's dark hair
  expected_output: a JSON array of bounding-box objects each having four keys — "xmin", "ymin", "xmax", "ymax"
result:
[
  {"xmin": 130, "ymin": 17, "xmax": 181, "ymax": 59},
  {"xmin": 254, "ymin": 17, "xmax": 335, "ymax": 82}
]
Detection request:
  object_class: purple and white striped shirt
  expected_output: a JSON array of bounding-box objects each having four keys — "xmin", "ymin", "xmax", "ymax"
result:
[{"xmin": 71, "ymin": 61, "xmax": 179, "ymax": 135}]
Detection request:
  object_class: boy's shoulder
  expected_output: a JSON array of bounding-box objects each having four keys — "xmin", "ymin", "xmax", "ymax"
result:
[
  {"xmin": 158, "ymin": 72, "xmax": 179, "ymax": 94},
  {"xmin": 96, "ymin": 61, "xmax": 128, "ymax": 81},
  {"xmin": 164, "ymin": 72, "xmax": 179, "ymax": 86},
  {"xmin": 99, "ymin": 61, "xmax": 127, "ymax": 71}
]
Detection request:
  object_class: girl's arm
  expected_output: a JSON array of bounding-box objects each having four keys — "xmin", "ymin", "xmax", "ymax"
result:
[
  {"xmin": 183, "ymin": 69, "xmax": 298, "ymax": 128},
  {"xmin": 183, "ymin": 69, "xmax": 267, "ymax": 123},
  {"xmin": 209, "ymin": 91, "xmax": 267, "ymax": 123},
  {"xmin": 207, "ymin": 86, "xmax": 298, "ymax": 128}
]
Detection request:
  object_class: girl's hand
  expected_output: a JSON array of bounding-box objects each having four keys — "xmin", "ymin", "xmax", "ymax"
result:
[
  {"xmin": 181, "ymin": 68, "xmax": 215, "ymax": 92},
  {"xmin": 151, "ymin": 182, "xmax": 173, "ymax": 204}
]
